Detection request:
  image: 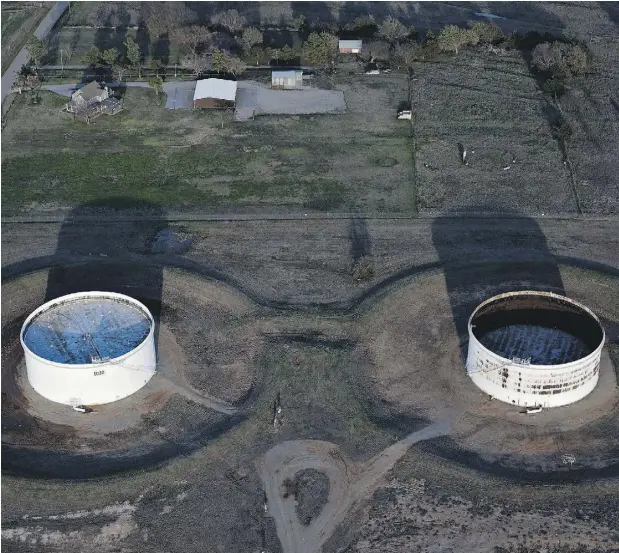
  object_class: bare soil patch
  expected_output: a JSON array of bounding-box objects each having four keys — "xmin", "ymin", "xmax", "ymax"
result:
[{"xmin": 357, "ymin": 263, "xmax": 619, "ymax": 472}]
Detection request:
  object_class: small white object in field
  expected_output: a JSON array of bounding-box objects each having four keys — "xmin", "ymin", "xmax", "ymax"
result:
[{"xmin": 503, "ymin": 166, "xmax": 511, "ymax": 170}]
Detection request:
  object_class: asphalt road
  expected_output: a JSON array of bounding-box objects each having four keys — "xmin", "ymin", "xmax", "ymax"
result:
[{"xmin": 1, "ymin": 1, "xmax": 68, "ymax": 104}]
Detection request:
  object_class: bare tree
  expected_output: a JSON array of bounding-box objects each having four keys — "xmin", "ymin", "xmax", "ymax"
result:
[
  {"xmin": 212, "ymin": 9, "xmax": 246, "ymax": 35},
  {"xmin": 377, "ymin": 16, "xmax": 408, "ymax": 46},
  {"xmin": 181, "ymin": 53, "xmax": 209, "ymax": 77},
  {"xmin": 144, "ymin": 2, "xmax": 193, "ymax": 38},
  {"xmin": 112, "ymin": 62, "xmax": 128, "ymax": 82},
  {"xmin": 393, "ymin": 43, "xmax": 422, "ymax": 69},
  {"xmin": 361, "ymin": 40, "xmax": 390, "ymax": 62},
  {"xmin": 170, "ymin": 25, "xmax": 211, "ymax": 57}
]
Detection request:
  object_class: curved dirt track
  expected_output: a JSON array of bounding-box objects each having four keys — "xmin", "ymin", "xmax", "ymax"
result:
[{"xmin": 259, "ymin": 421, "xmax": 450, "ymax": 553}]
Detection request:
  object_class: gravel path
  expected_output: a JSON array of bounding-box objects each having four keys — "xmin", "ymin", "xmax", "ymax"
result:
[
  {"xmin": 259, "ymin": 421, "xmax": 449, "ymax": 553},
  {"xmin": 235, "ymin": 81, "xmax": 346, "ymax": 121},
  {"xmin": 1, "ymin": 1, "xmax": 68, "ymax": 103},
  {"xmin": 42, "ymin": 81, "xmax": 150, "ymax": 98}
]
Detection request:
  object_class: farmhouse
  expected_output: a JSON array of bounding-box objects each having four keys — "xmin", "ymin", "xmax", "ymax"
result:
[
  {"xmin": 271, "ymin": 70, "xmax": 303, "ymax": 90},
  {"xmin": 193, "ymin": 78, "xmax": 237, "ymax": 109},
  {"xmin": 339, "ymin": 39, "xmax": 362, "ymax": 54},
  {"xmin": 65, "ymin": 81, "xmax": 108, "ymax": 112},
  {"xmin": 63, "ymin": 81, "xmax": 122, "ymax": 121}
]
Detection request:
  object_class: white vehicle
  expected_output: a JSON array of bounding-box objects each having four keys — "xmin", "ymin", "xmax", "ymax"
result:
[
  {"xmin": 397, "ymin": 110, "xmax": 412, "ymax": 120},
  {"xmin": 525, "ymin": 406, "xmax": 543, "ymax": 414}
]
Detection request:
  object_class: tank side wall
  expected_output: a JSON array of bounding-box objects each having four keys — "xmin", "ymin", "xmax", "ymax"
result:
[
  {"xmin": 467, "ymin": 327, "xmax": 601, "ymax": 408},
  {"xmin": 25, "ymin": 334, "xmax": 156, "ymax": 405}
]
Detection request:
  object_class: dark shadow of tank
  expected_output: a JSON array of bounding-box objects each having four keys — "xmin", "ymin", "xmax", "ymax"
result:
[
  {"xmin": 431, "ymin": 206, "xmax": 565, "ymax": 353},
  {"xmin": 44, "ymin": 197, "xmax": 169, "ymax": 347}
]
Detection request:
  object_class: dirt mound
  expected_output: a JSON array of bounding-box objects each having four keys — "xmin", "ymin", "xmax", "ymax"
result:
[{"xmin": 293, "ymin": 469, "xmax": 330, "ymax": 525}]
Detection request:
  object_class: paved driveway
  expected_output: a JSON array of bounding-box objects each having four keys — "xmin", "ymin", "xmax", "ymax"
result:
[
  {"xmin": 1, "ymin": 1, "xmax": 69, "ymax": 103},
  {"xmin": 162, "ymin": 81, "xmax": 196, "ymax": 109}
]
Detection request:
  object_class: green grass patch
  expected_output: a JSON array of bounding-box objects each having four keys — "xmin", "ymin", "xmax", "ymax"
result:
[{"xmin": 2, "ymin": 77, "xmax": 416, "ymax": 214}]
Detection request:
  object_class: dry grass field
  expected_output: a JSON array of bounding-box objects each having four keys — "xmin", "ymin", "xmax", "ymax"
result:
[{"xmin": 413, "ymin": 49, "xmax": 576, "ymax": 215}]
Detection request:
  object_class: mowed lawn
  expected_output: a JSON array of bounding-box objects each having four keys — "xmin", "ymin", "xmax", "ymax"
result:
[{"xmin": 1, "ymin": 75, "xmax": 414, "ymax": 215}]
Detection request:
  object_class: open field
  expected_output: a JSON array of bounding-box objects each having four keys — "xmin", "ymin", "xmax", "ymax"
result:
[
  {"xmin": 559, "ymin": 35, "xmax": 619, "ymax": 214},
  {"xmin": 0, "ymin": 2, "xmax": 49, "ymax": 74},
  {"xmin": 1, "ymin": 74, "xmax": 414, "ymax": 215},
  {"xmin": 413, "ymin": 49, "xmax": 576, "ymax": 215}
]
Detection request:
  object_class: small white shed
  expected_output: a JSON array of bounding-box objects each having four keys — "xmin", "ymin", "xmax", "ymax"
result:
[{"xmin": 271, "ymin": 70, "xmax": 303, "ymax": 90}]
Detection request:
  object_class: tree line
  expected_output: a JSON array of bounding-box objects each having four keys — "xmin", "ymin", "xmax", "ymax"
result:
[{"xmin": 20, "ymin": 6, "xmax": 591, "ymax": 88}]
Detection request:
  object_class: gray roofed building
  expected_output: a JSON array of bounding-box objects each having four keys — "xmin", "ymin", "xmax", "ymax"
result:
[
  {"xmin": 339, "ymin": 39, "xmax": 363, "ymax": 53},
  {"xmin": 71, "ymin": 81, "xmax": 108, "ymax": 103},
  {"xmin": 63, "ymin": 80, "xmax": 121, "ymax": 122}
]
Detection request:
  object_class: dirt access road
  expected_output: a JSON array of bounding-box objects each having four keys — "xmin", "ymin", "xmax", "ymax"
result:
[{"xmin": 259, "ymin": 421, "xmax": 449, "ymax": 553}]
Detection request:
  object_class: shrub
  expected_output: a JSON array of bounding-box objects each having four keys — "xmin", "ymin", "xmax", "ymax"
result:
[
  {"xmin": 532, "ymin": 42, "xmax": 589, "ymax": 78},
  {"xmin": 470, "ymin": 22, "xmax": 504, "ymax": 44},
  {"xmin": 542, "ymin": 77, "xmax": 566, "ymax": 98}
]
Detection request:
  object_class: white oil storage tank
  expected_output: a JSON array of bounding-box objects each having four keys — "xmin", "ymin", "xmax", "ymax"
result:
[
  {"xmin": 20, "ymin": 292, "xmax": 156, "ymax": 406},
  {"xmin": 467, "ymin": 291, "xmax": 605, "ymax": 408}
]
